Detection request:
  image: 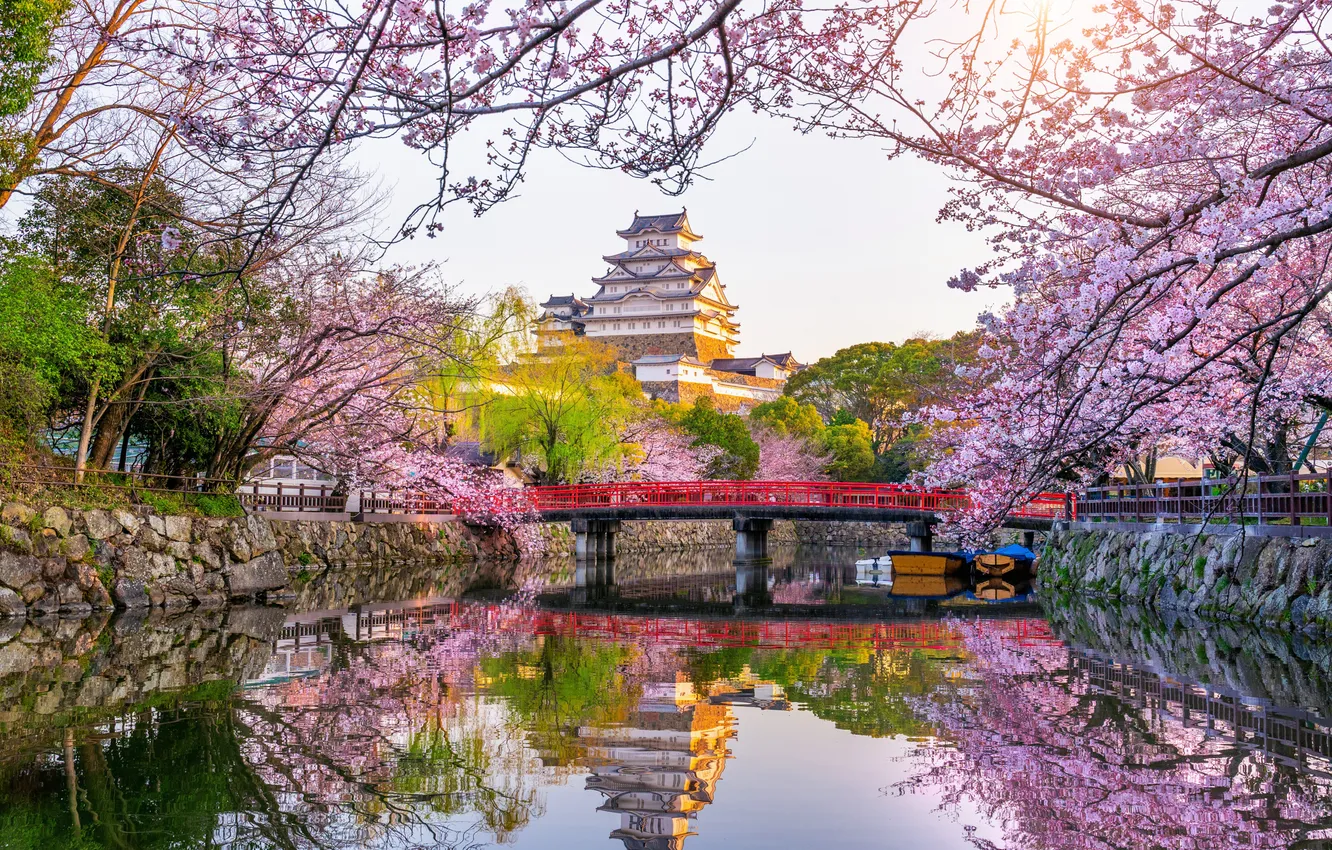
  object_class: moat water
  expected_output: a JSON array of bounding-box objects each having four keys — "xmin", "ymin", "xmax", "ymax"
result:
[{"xmin": 2, "ymin": 545, "xmax": 1331, "ymax": 849}]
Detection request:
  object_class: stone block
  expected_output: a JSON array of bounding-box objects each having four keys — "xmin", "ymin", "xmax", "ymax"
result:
[
  {"xmin": 0, "ymin": 503, "xmax": 34, "ymax": 526},
  {"xmin": 225, "ymin": 605, "xmax": 287, "ymax": 640},
  {"xmin": 0, "ymin": 588, "xmax": 25, "ymax": 618},
  {"xmin": 227, "ymin": 529, "xmax": 252, "ymax": 563},
  {"xmin": 40, "ymin": 557, "xmax": 66, "ymax": 581},
  {"xmin": 83, "ymin": 510, "xmax": 120, "ymax": 540},
  {"xmin": 42, "ymin": 507, "xmax": 71, "ymax": 537},
  {"xmin": 224, "ymin": 551, "xmax": 287, "ymax": 597},
  {"xmin": 148, "ymin": 515, "xmax": 167, "ymax": 536},
  {"xmin": 167, "ymin": 540, "xmax": 191, "ymax": 560},
  {"xmin": 137, "ymin": 527, "xmax": 166, "ymax": 553},
  {"xmin": 164, "ymin": 516, "xmax": 192, "ymax": 543},
  {"xmin": 111, "ymin": 509, "xmax": 141, "ymax": 536},
  {"xmin": 0, "ymin": 641, "xmax": 35, "ymax": 675},
  {"xmin": 120, "ymin": 547, "xmax": 150, "ymax": 581},
  {"xmin": 0, "ymin": 550, "xmax": 40, "ymax": 590},
  {"xmin": 64, "ymin": 534, "xmax": 90, "ymax": 562},
  {"xmin": 193, "ymin": 541, "xmax": 221, "ymax": 569},
  {"xmin": 113, "ymin": 579, "xmax": 150, "ymax": 609},
  {"xmin": 247, "ymin": 515, "xmax": 278, "ymax": 555},
  {"xmin": 149, "ymin": 552, "xmax": 177, "ymax": 579},
  {"xmin": 34, "ymin": 528, "xmax": 61, "ymax": 557},
  {"xmin": 57, "ymin": 582, "xmax": 83, "ymax": 606}
]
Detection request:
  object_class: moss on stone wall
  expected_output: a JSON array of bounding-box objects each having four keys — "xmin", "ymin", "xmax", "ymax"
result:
[{"xmin": 1043, "ymin": 526, "xmax": 1332, "ymax": 633}]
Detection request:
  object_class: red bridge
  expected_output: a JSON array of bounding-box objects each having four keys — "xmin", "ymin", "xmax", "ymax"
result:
[
  {"xmin": 244, "ymin": 479, "xmax": 1074, "ymax": 556},
  {"xmin": 458, "ymin": 480, "xmax": 1072, "ymax": 522},
  {"xmin": 453, "ymin": 481, "xmax": 1075, "ymax": 560}
]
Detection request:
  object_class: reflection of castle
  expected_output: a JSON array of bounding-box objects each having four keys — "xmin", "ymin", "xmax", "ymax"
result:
[{"xmin": 580, "ymin": 675, "xmax": 735, "ymax": 849}]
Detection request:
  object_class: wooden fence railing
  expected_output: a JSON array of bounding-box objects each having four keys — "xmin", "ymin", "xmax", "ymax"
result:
[{"xmin": 1079, "ymin": 472, "xmax": 1332, "ymax": 526}]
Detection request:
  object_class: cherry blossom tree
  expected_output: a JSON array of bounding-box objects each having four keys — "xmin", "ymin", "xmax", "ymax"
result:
[
  {"xmin": 754, "ymin": 427, "xmax": 830, "ymax": 481},
  {"xmin": 755, "ymin": 1, "xmax": 1332, "ymax": 521}
]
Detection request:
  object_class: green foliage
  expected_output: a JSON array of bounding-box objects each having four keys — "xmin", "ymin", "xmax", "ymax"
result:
[
  {"xmin": 477, "ymin": 637, "xmax": 638, "ymax": 764},
  {"xmin": 0, "ymin": 252, "xmax": 113, "ymax": 450},
  {"xmin": 784, "ymin": 333, "xmax": 979, "ymax": 478},
  {"xmin": 821, "ymin": 420, "xmax": 876, "ymax": 481},
  {"xmin": 482, "ymin": 340, "xmax": 643, "ymax": 483},
  {"xmin": 749, "ymin": 396, "xmax": 825, "ymax": 441},
  {"xmin": 0, "ymin": 0, "xmax": 64, "ymax": 115},
  {"xmin": 672, "ymin": 396, "xmax": 759, "ymax": 479},
  {"xmin": 188, "ymin": 493, "xmax": 244, "ymax": 518}
]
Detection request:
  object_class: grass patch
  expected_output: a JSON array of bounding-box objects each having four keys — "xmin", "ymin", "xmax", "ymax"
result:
[
  {"xmin": 1216, "ymin": 575, "xmax": 1230, "ymax": 594},
  {"xmin": 0, "ymin": 524, "xmax": 30, "ymax": 553},
  {"xmin": 137, "ymin": 490, "xmax": 243, "ymax": 518},
  {"xmin": 95, "ymin": 562, "xmax": 114, "ymax": 589},
  {"xmin": 297, "ymin": 551, "xmax": 313, "ymax": 566},
  {"xmin": 1194, "ymin": 556, "xmax": 1207, "ymax": 579}
]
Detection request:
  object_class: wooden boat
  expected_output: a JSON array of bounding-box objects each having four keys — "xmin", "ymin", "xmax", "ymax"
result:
[
  {"xmin": 974, "ymin": 578, "xmax": 1016, "ymax": 601},
  {"xmin": 884, "ymin": 551, "xmax": 967, "ymax": 576},
  {"xmin": 974, "ymin": 544, "xmax": 1036, "ymax": 577},
  {"xmin": 975, "ymin": 553, "xmax": 1019, "ymax": 577},
  {"xmin": 890, "ymin": 575, "xmax": 966, "ymax": 598}
]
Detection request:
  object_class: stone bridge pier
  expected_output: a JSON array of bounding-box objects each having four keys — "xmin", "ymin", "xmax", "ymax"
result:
[
  {"xmin": 733, "ymin": 517, "xmax": 773, "ymax": 561},
  {"xmin": 905, "ymin": 521, "xmax": 933, "ymax": 553},
  {"xmin": 572, "ymin": 519, "xmax": 622, "ymax": 560}
]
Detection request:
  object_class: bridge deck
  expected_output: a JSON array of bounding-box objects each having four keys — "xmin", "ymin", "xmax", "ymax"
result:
[{"xmin": 459, "ymin": 481, "xmax": 1071, "ymax": 528}]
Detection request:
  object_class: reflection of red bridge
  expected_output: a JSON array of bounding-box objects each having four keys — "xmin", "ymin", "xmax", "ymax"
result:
[
  {"xmin": 278, "ymin": 598, "xmax": 1063, "ymax": 654},
  {"xmin": 526, "ymin": 610, "xmax": 1061, "ymax": 652}
]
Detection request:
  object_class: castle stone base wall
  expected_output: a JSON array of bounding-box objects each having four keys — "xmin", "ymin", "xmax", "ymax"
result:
[{"xmin": 594, "ymin": 332, "xmax": 733, "ymax": 363}]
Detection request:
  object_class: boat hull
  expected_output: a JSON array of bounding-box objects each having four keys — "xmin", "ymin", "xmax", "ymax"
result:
[
  {"xmin": 890, "ymin": 575, "xmax": 966, "ymax": 598},
  {"xmin": 885, "ymin": 552, "xmax": 967, "ymax": 576},
  {"xmin": 975, "ymin": 553, "xmax": 1017, "ymax": 576}
]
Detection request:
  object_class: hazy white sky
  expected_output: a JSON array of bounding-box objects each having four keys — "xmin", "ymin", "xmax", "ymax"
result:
[{"xmin": 357, "ymin": 109, "xmax": 1003, "ymax": 362}]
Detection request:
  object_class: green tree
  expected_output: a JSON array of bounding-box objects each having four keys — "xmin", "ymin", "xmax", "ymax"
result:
[
  {"xmin": 0, "ymin": 0, "xmax": 64, "ymax": 117},
  {"xmin": 785, "ymin": 334, "xmax": 979, "ymax": 479},
  {"xmin": 749, "ymin": 396, "xmax": 825, "ymax": 441},
  {"xmin": 0, "ymin": 251, "xmax": 112, "ymax": 462},
  {"xmin": 482, "ymin": 339, "xmax": 644, "ymax": 483},
  {"xmin": 673, "ymin": 396, "xmax": 759, "ymax": 479},
  {"xmin": 822, "ymin": 420, "xmax": 876, "ymax": 481},
  {"xmin": 477, "ymin": 637, "xmax": 638, "ymax": 765}
]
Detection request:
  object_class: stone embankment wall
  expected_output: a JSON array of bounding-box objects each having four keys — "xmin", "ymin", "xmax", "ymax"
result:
[
  {"xmin": 530, "ymin": 519, "xmax": 911, "ymax": 556},
  {"xmin": 0, "ymin": 606, "xmax": 282, "ymax": 741},
  {"xmin": 1044, "ymin": 593, "xmax": 1332, "ymax": 709},
  {"xmin": 270, "ymin": 518, "xmax": 522, "ymax": 565},
  {"xmin": 0, "ymin": 497, "xmax": 925, "ymax": 618},
  {"xmin": 1043, "ymin": 526, "xmax": 1332, "ymax": 632}
]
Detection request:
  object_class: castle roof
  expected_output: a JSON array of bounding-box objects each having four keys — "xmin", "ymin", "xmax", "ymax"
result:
[
  {"xmin": 592, "ymin": 257, "xmax": 716, "ymax": 285},
  {"xmin": 710, "ymin": 353, "xmax": 798, "ymax": 373},
  {"xmin": 602, "ymin": 243, "xmax": 697, "ymax": 262},
  {"xmin": 616, "ymin": 210, "xmax": 701, "ymax": 240},
  {"xmin": 632, "ymin": 354, "xmax": 709, "ymax": 367},
  {"xmin": 540, "ymin": 294, "xmax": 588, "ymax": 309}
]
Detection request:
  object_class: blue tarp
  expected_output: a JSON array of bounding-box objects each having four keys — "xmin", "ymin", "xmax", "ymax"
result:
[{"xmin": 991, "ymin": 543, "xmax": 1037, "ymax": 561}]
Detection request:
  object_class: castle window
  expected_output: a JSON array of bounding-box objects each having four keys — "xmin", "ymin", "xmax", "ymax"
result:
[
  {"xmin": 629, "ymin": 322, "xmax": 636, "ymax": 330},
  {"xmin": 614, "ymin": 322, "xmax": 621, "ymax": 330},
  {"xmin": 658, "ymin": 321, "xmax": 665, "ymax": 328}
]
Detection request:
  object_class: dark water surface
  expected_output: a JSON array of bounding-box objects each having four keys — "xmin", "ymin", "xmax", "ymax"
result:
[{"xmin": 2, "ymin": 546, "xmax": 1332, "ymax": 849}]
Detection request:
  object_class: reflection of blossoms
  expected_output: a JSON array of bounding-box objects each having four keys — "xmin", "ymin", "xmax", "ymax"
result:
[{"xmin": 901, "ymin": 619, "xmax": 1332, "ymax": 850}]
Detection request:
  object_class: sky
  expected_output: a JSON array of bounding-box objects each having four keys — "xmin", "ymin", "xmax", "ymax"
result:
[{"xmin": 356, "ymin": 108, "xmax": 1004, "ymax": 363}]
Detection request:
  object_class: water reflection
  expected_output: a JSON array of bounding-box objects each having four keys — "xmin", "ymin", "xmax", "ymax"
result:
[{"xmin": 2, "ymin": 559, "xmax": 1332, "ymax": 848}]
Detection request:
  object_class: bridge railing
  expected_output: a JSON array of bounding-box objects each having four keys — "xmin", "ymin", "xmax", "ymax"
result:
[
  {"xmin": 456, "ymin": 480, "xmax": 1074, "ymax": 520},
  {"xmin": 1079, "ymin": 472, "xmax": 1332, "ymax": 527}
]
